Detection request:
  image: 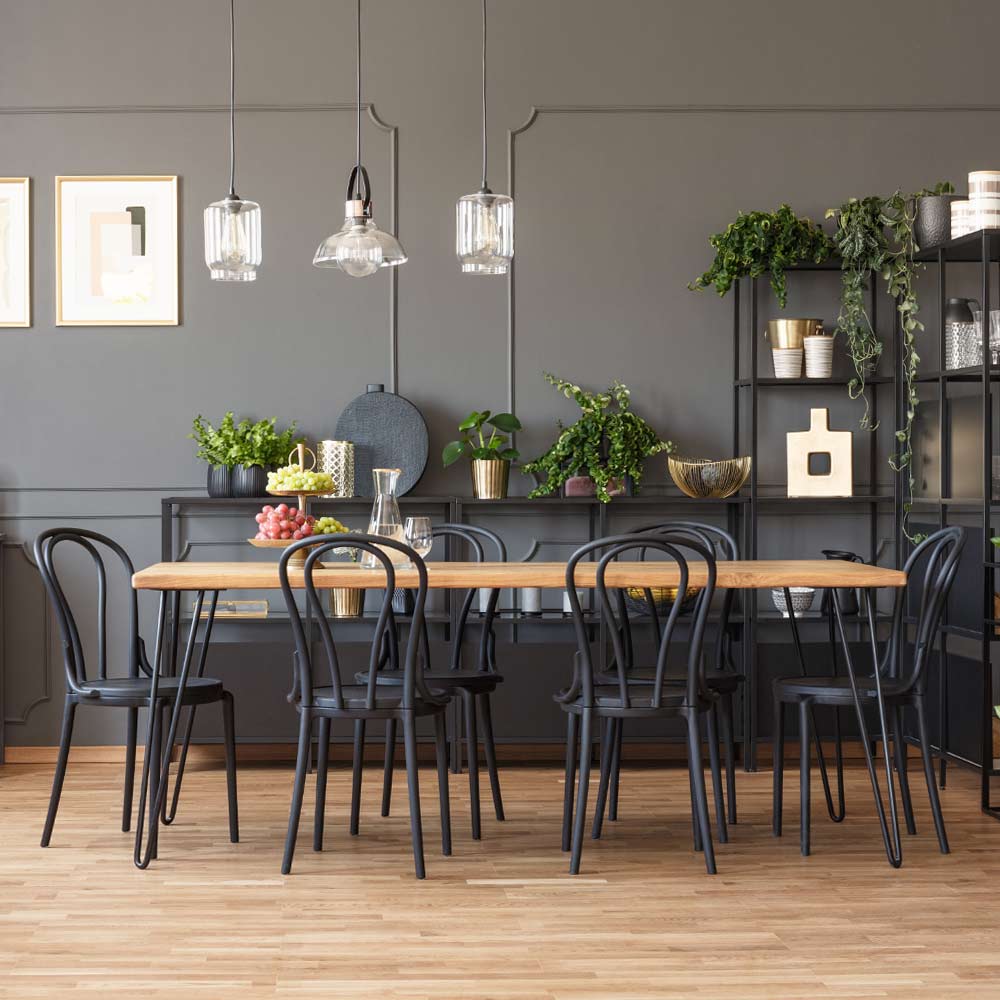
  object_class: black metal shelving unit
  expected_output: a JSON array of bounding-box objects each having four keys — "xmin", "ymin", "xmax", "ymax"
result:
[
  {"xmin": 911, "ymin": 228, "xmax": 1000, "ymax": 819},
  {"xmin": 732, "ymin": 266, "xmax": 902, "ymax": 769}
]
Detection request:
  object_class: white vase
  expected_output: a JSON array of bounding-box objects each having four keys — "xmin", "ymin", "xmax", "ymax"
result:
[{"xmin": 804, "ymin": 335, "xmax": 834, "ymax": 378}]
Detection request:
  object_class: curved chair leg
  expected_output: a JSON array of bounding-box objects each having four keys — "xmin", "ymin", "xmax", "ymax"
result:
[
  {"xmin": 281, "ymin": 710, "xmax": 312, "ymax": 875},
  {"xmin": 916, "ymin": 698, "xmax": 949, "ymax": 854},
  {"xmin": 433, "ymin": 712, "xmax": 452, "ymax": 857},
  {"xmin": 772, "ymin": 697, "xmax": 785, "ymax": 837},
  {"xmin": 608, "ymin": 718, "xmax": 623, "ymax": 822},
  {"xmin": 706, "ymin": 705, "xmax": 728, "ymax": 844},
  {"xmin": 591, "ymin": 717, "xmax": 614, "ymax": 841},
  {"xmin": 569, "ymin": 708, "xmax": 594, "ymax": 876},
  {"xmin": 478, "ymin": 693, "xmax": 505, "ymax": 821},
  {"xmin": 686, "ymin": 710, "xmax": 716, "ymax": 875},
  {"xmin": 314, "ymin": 715, "xmax": 330, "ymax": 851},
  {"xmin": 381, "ymin": 719, "xmax": 396, "ymax": 817},
  {"xmin": 799, "ymin": 700, "xmax": 811, "ymax": 857},
  {"xmin": 462, "ymin": 689, "xmax": 481, "ymax": 840},
  {"xmin": 892, "ymin": 704, "xmax": 916, "ymax": 836},
  {"xmin": 350, "ymin": 719, "xmax": 366, "ymax": 836},
  {"xmin": 561, "ymin": 712, "xmax": 579, "ymax": 853},
  {"xmin": 122, "ymin": 706, "xmax": 138, "ymax": 833},
  {"xmin": 41, "ymin": 700, "xmax": 77, "ymax": 847},
  {"xmin": 719, "ymin": 693, "xmax": 737, "ymax": 825},
  {"xmin": 402, "ymin": 711, "xmax": 426, "ymax": 879},
  {"xmin": 688, "ymin": 759, "xmax": 703, "ymax": 853},
  {"xmin": 222, "ymin": 691, "xmax": 239, "ymax": 844}
]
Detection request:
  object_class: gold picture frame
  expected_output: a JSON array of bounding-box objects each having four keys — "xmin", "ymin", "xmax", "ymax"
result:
[
  {"xmin": 0, "ymin": 177, "xmax": 31, "ymax": 328},
  {"xmin": 55, "ymin": 175, "xmax": 178, "ymax": 326}
]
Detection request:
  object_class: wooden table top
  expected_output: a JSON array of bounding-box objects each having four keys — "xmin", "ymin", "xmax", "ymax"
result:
[{"xmin": 132, "ymin": 559, "xmax": 906, "ymax": 591}]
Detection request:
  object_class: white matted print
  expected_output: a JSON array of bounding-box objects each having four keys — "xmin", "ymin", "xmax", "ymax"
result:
[
  {"xmin": 56, "ymin": 175, "xmax": 177, "ymax": 326},
  {"xmin": 0, "ymin": 178, "xmax": 31, "ymax": 327}
]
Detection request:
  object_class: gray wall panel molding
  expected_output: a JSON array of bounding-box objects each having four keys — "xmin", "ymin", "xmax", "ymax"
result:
[{"xmin": 2, "ymin": 542, "xmax": 51, "ymax": 727}]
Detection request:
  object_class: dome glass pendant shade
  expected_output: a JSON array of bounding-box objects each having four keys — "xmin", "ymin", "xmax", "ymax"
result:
[
  {"xmin": 204, "ymin": 0, "xmax": 261, "ymax": 282},
  {"xmin": 313, "ymin": 0, "xmax": 406, "ymax": 275},
  {"xmin": 456, "ymin": 0, "xmax": 513, "ymax": 275}
]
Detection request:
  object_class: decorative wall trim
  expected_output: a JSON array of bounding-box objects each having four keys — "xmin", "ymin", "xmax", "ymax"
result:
[
  {"xmin": 0, "ymin": 101, "xmax": 403, "ymax": 393},
  {"xmin": 2, "ymin": 542, "xmax": 51, "ymax": 727},
  {"xmin": 504, "ymin": 100, "xmax": 1000, "ymax": 416}
]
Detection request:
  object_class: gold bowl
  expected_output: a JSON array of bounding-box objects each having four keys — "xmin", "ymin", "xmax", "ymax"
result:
[
  {"xmin": 623, "ymin": 585, "xmax": 700, "ymax": 616},
  {"xmin": 668, "ymin": 455, "xmax": 751, "ymax": 499}
]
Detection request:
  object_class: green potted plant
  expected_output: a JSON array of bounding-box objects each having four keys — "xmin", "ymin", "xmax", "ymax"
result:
[
  {"xmin": 688, "ymin": 204, "xmax": 835, "ymax": 309},
  {"xmin": 191, "ymin": 413, "xmax": 302, "ymax": 498},
  {"xmin": 523, "ymin": 374, "xmax": 673, "ymax": 503},
  {"xmin": 442, "ymin": 409, "xmax": 521, "ymax": 499}
]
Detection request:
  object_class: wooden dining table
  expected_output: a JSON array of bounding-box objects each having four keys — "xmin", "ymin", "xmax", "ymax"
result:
[{"xmin": 130, "ymin": 558, "xmax": 907, "ymax": 868}]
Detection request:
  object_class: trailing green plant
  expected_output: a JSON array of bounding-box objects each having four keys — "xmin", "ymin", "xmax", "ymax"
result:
[
  {"xmin": 442, "ymin": 410, "xmax": 521, "ymax": 466},
  {"xmin": 190, "ymin": 412, "xmax": 302, "ymax": 469},
  {"xmin": 522, "ymin": 374, "xmax": 673, "ymax": 503},
  {"xmin": 825, "ymin": 196, "xmax": 889, "ymax": 430},
  {"xmin": 689, "ymin": 204, "xmax": 835, "ymax": 308}
]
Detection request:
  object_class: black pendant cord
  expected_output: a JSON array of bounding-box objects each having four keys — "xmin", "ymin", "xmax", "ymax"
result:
[
  {"xmin": 228, "ymin": 0, "xmax": 237, "ymax": 198},
  {"xmin": 355, "ymin": 0, "xmax": 362, "ymax": 176},
  {"xmin": 480, "ymin": 0, "xmax": 489, "ymax": 193}
]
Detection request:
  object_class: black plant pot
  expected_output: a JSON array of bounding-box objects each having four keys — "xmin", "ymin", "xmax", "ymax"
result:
[
  {"xmin": 915, "ymin": 194, "xmax": 959, "ymax": 250},
  {"xmin": 232, "ymin": 463, "xmax": 269, "ymax": 498},
  {"xmin": 207, "ymin": 465, "xmax": 233, "ymax": 498}
]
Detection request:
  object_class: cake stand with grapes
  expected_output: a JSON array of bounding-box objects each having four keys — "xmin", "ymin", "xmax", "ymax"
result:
[{"xmin": 248, "ymin": 443, "xmax": 337, "ymax": 566}]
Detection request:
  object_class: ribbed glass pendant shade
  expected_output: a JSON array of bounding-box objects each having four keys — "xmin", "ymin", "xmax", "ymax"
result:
[
  {"xmin": 205, "ymin": 197, "xmax": 261, "ymax": 281},
  {"xmin": 456, "ymin": 191, "xmax": 513, "ymax": 274},
  {"xmin": 313, "ymin": 200, "xmax": 407, "ymax": 276}
]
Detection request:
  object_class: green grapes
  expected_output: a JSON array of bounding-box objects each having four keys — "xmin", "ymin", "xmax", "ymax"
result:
[
  {"xmin": 313, "ymin": 516, "xmax": 348, "ymax": 535},
  {"xmin": 267, "ymin": 463, "xmax": 334, "ymax": 493}
]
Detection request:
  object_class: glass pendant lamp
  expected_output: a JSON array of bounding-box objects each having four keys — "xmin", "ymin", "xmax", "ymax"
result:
[
  {"xmin": 204, "ymin": 0, "xmax": 261, "ymax": 281},
  {"xmin": 313, "ymin": 0, "xmax": 406, "ymax": 275},
  {"xmin": 456, "ymin": 0, "xmax": 513, "ymax": 275}
]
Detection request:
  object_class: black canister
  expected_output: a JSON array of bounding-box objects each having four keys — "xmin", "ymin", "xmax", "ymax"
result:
[{"xmin": 821, "ymin": 549, "xmax": 861, "ymax": 615}]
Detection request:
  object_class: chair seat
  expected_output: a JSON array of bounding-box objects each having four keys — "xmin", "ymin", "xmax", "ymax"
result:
[
  {"xmin": 774, "ymin": 675, "xmax": 910, "ymax": 703},
  {"xmin": 311, "ymin": 684, "xmax": 447, "ymax": 715},
  {"xmin": 80, "ymin": 675, "xmax": 224, "ymax": 706},
  {"xmin": 595, "ymin": 668, "xmax": 743, "ymax": 693},
  {"xmin": 559, "ymin": 685, "xmax": 709, "ymax": 716},
  {"xmin": 355, "ymin": 669, "xmax": 503, "ymax": 692}
]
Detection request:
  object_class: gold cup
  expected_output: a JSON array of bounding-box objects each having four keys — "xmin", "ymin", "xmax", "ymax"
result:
[
  {"xmin": 765, "ymin": 318, "xmax": 823, "ymax": 350},
  {"xmin": 471, "ymin": 458, "xmax": 510, "ymax": 499},
  {"xmin": 329, "ymin": 587, "xmax": 364, "ymax": 617}
]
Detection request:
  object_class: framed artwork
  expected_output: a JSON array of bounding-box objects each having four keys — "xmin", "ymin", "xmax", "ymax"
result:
[
  {"xmin": 0, "ymin": 177, "xmax": 31, "ymax": 327},
  {"xmin": 56, "ymin": 175, "xmax": 178, "ymax": 326}
]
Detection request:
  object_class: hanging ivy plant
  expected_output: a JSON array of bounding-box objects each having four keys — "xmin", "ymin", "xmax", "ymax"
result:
[{"xmin": 688, "ymin": 204, "xmax": 835, "ymax": 309}]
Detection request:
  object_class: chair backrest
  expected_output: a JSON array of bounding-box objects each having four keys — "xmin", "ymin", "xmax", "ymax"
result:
[
  {"xmin": 562, "ymin": 533, "xmax": 717, "ymax": 710},
  {"xmin": 33, "ymin": 527, "xmax": 145, "ymax": 696},
  {"xmin": 884, "ymin": 526, "xmax": 965, "ymax": 693},
  {"xmin": 620, "ymin": 520, "xmax": 738, "ymax": 674},
  {"xmin": 432, "ymin": 523, "xmax": 505, "ymax": 671},
  {"xmin": 279, "ymin": 533, "xmax": 431, "ymax": 710}
]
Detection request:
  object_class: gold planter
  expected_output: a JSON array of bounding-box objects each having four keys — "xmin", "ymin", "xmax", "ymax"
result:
[
  {"xmin": 471, "ymin": 458, "xmax": 510, "ymax": 499},
  {"xmin": 329, "ymin": 587, "xmax": 364, "ymax": 618},
  {"xmin": 765, "ymin": 318, "xmax": 823, "ymax": 350}
]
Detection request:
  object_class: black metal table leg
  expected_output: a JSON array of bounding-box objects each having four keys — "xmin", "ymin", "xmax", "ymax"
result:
[
  {"xmin": 783, "ymin": 588, "xmax": 845, "ymax": 823},
  {"xmin": 832, "ymin": 588, "xmax": 902, "ymax": 868}
]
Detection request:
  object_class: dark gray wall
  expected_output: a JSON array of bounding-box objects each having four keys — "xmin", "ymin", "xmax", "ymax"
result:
[{"xmin": 3, "ymin": 0, "xmax": 999, "ymax": 746}]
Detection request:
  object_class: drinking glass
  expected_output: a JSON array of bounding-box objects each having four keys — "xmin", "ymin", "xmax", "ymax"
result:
[{"xmin": 404, "ymin": 516, "xmax": 434, "ymax": 562}]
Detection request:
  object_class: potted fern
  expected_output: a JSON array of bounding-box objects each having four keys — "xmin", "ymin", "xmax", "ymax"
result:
[{"xmin": 523, "ymin": 374, "xmax": 673, "ymax": 503}]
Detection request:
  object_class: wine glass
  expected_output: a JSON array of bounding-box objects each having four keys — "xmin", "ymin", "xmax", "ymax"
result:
[{"xmin": 404, "ymin": 517, "xmax": 433, "ymax": 563}]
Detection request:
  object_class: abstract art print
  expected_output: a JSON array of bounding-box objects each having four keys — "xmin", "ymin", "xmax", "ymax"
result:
[
  {"xmin": 0, "ymin": 177, "xmax": 31, "ymax": 327},
  {"xmin": 56, "ymin": 175, "xmax": 177, "ymax": 326}
]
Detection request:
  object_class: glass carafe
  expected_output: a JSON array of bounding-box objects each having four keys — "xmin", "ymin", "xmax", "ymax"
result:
[{"xmin": 362, "ymin": 468, "xmax": 407, "ymax": 567}]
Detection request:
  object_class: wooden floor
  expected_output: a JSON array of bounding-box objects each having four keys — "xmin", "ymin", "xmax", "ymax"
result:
[{"xmin": 2, "ymin": 760, "xmax": 1000, "ymax": 999}]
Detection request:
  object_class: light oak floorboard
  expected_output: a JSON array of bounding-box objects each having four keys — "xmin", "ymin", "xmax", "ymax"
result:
[{"xmin": 1, "ymin": 761, "xmax": 998, "ymax": 999}]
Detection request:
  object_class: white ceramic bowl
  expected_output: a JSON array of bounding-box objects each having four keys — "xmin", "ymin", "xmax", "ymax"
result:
[
  {"xmin": 770, "ymin": 586, "xmax": 816, "ymax": 618},
  {"xmin": 969, "ymin": 170, "xmax": 1000, "ymax": 200}
]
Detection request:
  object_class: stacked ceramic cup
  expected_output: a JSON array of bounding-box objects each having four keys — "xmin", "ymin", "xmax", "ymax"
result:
[
  {"xmin": 804, "ymin": 325, "xmax": 834, "ymax": 378},
  {"xmin": 953, "ymin": 171, "xmax": 1000, "ymax": 238},
  {"xmin": 767, "ymin": 318, "xmax": 822, "ymax": 379}
]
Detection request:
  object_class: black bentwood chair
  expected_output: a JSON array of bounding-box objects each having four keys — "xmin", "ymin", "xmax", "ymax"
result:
[
  {"xmin": 558, "ymin": 533, "xmax": 719, "ymax": 875},
  {"xmin": 596, "ymin": 521, "xmax": 742, "ymax": 839},
  {"xmin": 772, "ymin": 526, "xmax": 965, "ymax": 859},
  {"xmin": 33, "ymin": 528, "xmax": 238, "ymax": 849},
  {"xmin": 362, "ymin": 524, "xmax": 505, "ymax": 840},
  {"xmin": 278, "ymin": 534, "xmax": 451, "ymax": 879}
]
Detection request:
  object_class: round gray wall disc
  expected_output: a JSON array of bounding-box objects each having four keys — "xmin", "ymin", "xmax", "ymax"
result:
[{"xmin": 334, "ymin": 384, "xmax": 429, "ymax": 497}]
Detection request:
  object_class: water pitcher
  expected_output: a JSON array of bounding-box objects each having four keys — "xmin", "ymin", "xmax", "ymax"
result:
[{"xmin": 362, "ymin": 467, "xmax": 407, "ymax": 567}]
